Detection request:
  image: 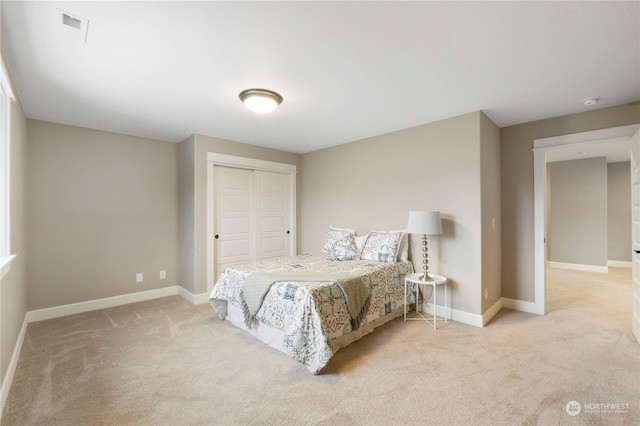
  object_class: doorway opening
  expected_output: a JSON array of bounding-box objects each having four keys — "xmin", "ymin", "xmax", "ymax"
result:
[{"xmin": 532, "ymin": 124, "xmax": 639, "ymax": 315}]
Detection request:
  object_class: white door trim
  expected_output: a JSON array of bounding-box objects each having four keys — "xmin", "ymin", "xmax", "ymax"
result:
[
  {"xmin": 630, "ymin": 128, "xmax": 640, "ymax": 344},
  {"xmin": 206, "ymin": 153, "xmax": 297, "ymax": 293},
  {"xmin": 532, "ymin": 124, "xmax": 640, "ymax": 315},
  {"xmin": 206, "ymin": 153, "xmax": 297, "ymax": 173}
]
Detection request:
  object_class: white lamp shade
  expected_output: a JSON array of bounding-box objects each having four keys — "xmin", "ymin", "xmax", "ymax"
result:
[{"xmin": 407, "ymin": 211, "xmax": 442, "ymax": 235}]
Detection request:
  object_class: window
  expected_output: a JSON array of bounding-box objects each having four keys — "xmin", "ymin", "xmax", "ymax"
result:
[{"xmin": 0, "ymin": 55, "xmax": 15, "ymax": 279}]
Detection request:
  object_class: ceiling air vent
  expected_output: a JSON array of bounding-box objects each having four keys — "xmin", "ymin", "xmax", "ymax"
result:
[
  {"xmin": 55, "ymin": 9, "xmax": 89, "ymax": 43},
  {"xmin": 62, "ymin": 13, "xmax": 82, "ymax": 30}
]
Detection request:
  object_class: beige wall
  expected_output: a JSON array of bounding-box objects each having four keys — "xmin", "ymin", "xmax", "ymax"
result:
[
  {"xmin": 548, "ymin": 157, "xmax": 608, "ymax": 266},
  {"xmin": 300, "ymin": 112, "xmax": 490, "ymax": 316},
  {"xmin": 501, "ymin": 102, "xmax": 640, "ymax": 301},
  {"xmin": 0, "ymin": 74, "xmax": 28, "ymax": 388},
  {"xmin": 607, "ymin": 161, "xmax": 632, "ymax": 262},
  {"xmin": 27, "ymin": 120, "xmax": 178, "ymax": 310},
  {"xmin": 480, "ymin": 112, "xmax": 502, "ymax": 312},
  {"xmin": 178, "ymin": 134, "xmax": 300, "ymax": 295}
]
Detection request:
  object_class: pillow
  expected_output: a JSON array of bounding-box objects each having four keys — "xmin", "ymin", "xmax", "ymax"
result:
[
  {"xmin": 330, "ymin": 225, "xmax": 356, "ymax": 234},
  {"xmin": 390, "ymin": 229, "xmax": 409, "ymax": 262},
  {"xmin": 354, "ymin": 234, "xmax": 369, "ymax": 254},
  {"xmin": 328, "ymin": 233, "xmax": 360, "ymax": 261},
  {"xmin": 369, "ymin": 229, "xmax": 408, "ymax": 261},
  {"xmin": 360, "ymin": 231, "xmax": 404, "ymax": 263},
  {"xmin": 322, "ymin": 227, "xmax": 355, "ymax": 254},
  {"xmin": 397, "ymin": 232, "xmax": 409, "ymax": 262}
]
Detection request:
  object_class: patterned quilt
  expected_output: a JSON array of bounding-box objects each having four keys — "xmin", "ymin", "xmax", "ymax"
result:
[{"xmin": 209, "ymin": 254, "xmax": 414, "ymax": 373}]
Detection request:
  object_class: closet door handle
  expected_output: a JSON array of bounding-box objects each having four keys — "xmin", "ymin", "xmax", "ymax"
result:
[
  {"xmin": 287, "ymin": 231, "xmax": 290, "ymax": 234},
  {"xmin": 635, "ymin": 250, "xmax": 640, "ymax": 254},
  {"xmin": 215, "ymin": 235, "xmax": 219, "ymax": 239}
]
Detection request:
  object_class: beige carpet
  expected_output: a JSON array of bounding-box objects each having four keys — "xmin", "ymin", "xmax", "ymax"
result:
[{"xmin": 2, "ymin": 267, "xmax": 638, "ymax": 425}]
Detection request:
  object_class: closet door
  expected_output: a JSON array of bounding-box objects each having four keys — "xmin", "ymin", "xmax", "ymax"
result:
[
  {"xmin": 254, "ymin": 170, "xmax": 291, "ymax": 261},
  {"xmin": 208, "ymin": 153, "xmax": 297, "ymax": 293},
  {"xmin": 214, "ymin": 167, "xmax": 254, "ymax": 278}
]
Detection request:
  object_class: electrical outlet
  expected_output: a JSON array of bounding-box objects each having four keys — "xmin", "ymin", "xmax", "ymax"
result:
[
  {"xmin": 484, "ymin": 288, "xmax": 488, "ymax": 300},
  {"xmin": 136, "ymin": 273, "xmax": 143, "ymax": 283},
  {"xmin": 160, "ymin": 270, "xmax": 166, "ymax": 279}
]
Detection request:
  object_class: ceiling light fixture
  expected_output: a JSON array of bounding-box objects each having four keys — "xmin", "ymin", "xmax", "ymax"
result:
[
  {"xmin": 239, "ymin": 88, "xmax": 283, "ymax": 114},
  {"xmin": 582, "ymin": 98, "xmax": 599, "ymax": 106}
]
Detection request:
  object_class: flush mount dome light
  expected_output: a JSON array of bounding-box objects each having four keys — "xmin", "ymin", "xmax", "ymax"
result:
[
  {"xmin": 583, "ymin": 98, "xmax": 599, "ymax": 106},
  {"xmin": 239, "ymin": 88, "xmax": 283, "ymax": 114}
]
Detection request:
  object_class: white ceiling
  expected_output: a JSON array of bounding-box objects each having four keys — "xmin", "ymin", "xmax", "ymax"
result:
[{"xmin": 2, "ymin": 1, "xmax": 639, "ymax": 154}]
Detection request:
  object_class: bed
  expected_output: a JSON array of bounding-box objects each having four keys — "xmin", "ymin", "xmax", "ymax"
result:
[{"xmin": 209, "ymin": 228, "xmax": 415, "ymax": 374}]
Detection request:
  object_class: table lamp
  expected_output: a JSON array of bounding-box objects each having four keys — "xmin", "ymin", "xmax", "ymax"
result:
[{"xmin": 407, "ymin": 211, "xmax": 442, "ymax": 280}]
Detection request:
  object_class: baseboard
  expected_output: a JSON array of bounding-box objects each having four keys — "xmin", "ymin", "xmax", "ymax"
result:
[
  {"xmin": 420, "ymin": 297, "xmax": 545, "ymax": 325},
  {"xmin": 502, "ymin": 297, "xmax": 542, "ymax": 315},
  {"xmin": 0, "ymin": 316, "xmax": 28, "ymax": 419},
  {"xmin": 26, "ymin": 286, "xmax": 181, "ymax": 323},
  {"xmin": 420, "ymin": 298, "xmax": 520, "ymax": 328},
  {"xmin": 482, "ymin": 298, "xmax": 503, "ymax": 327},
  {"xmin": 421, "ymin": 302, "xmax": 483, "ymax": 328},
  {"xmin": 607, "ymin": 260, "xmax": 632, "ymax": 268},
  {"xmin": 548, "ymin": 261, "xmax": 608, "ymax": 274},
  {"xmin": 177, "ymin": 287, "xmax": 209, "ymax": 305}
]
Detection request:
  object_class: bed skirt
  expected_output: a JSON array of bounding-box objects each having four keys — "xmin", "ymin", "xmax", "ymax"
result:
[{"xmin": 222, "ymin": 301, "xmax": 406, "ymax": 374}]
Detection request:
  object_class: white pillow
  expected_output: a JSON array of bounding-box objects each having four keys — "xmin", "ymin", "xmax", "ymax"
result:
[
  {"xmin": 330, "ymin": 225, "xmax": 356, "ymax": 234},
  {"xmin": 394, "ymin": 230, "xmax": 409, "ymax": 262},
  {"xmin": 355, "ymin": 234, "xmax": 369, "ymax": 254},
  {"xmin": 360, "ymin": 231, "xmax": 404, "ymax": 263}
]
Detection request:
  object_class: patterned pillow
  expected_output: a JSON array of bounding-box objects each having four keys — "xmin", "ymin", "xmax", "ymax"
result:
[
  {"xmin": 373, "ymin": 229, "xmax": 409, "ymax": 262},
  {"xmin": 322, "ymin": 228, "xmax": 354, "ymax": 254},
  {"xmin": 360, "ymin": 231, "xmax": 404, "ymax": 263},
  {"xmin": 329, "ymin": 234, "xmax": 360, "ymax": 261}
]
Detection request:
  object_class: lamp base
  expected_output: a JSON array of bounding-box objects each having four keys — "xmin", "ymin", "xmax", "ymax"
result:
[{"xmin": 421, "ymin": 234, "xmax": 430, "ymax": 280}]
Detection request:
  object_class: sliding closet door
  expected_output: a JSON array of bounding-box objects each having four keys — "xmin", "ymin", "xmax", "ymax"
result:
[
  {"xmin": 214, "ymin": 167, "xmax": 254, "ymax": 278},
  {"xmin": 213, "ymin": 166, "xmax": 293, "ymax": 280},
  {"xmin": 254, "ymin": 170, "xmax": 291, "ymax": 261}
]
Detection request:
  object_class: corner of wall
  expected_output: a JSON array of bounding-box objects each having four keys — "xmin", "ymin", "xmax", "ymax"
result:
[{"xmin": 177, "ymin": 136, "xmax": 196, "ymax": 294}]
